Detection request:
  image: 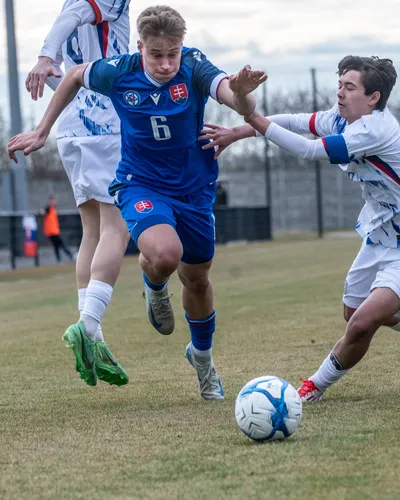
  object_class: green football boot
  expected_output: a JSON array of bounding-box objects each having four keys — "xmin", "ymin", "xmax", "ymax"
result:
[
  {"xmin": 62, "ymin": 322, "xmax": 97, "ymax": 386},
  {"xmin": 94, "ymin": 341, "xmax": 129, "ymax": 387}
]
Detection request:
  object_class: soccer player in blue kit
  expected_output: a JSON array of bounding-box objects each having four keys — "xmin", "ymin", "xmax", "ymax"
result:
[{"xmin": 8, "ymin": 5, "xmax": 267, "ymax": 399}]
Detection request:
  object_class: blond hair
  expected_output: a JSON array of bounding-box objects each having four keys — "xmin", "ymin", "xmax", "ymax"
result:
[{"xmin": 137, "ymin": 5, "xmax": 187, "ymax": 42}]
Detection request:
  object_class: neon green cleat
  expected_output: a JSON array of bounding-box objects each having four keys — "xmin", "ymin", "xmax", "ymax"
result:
[
  {"xmin": 62, "ymin": 322, "xmax": 97, "ymax": 386},
  {"xmin": 94, "ymin": 341, "xmax": 129, "ymax": 387}
]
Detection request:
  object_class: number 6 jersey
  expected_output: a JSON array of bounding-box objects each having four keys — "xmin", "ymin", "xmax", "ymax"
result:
[{"xmin": 83, "ymin": 48, "xmax": 228, "ymax": 195}]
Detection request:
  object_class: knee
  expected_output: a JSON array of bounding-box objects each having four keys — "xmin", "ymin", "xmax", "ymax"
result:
[
  {"xmin": 147, "ymin": 245, "xmax": 182, "ymax": 276},
  {"xmin": 346, "ymin": 315, "xmax": 374, "ymax": 343},
  {"xmin": 179, "ymin": 271, "xmax": 210, "ymax": 294}
]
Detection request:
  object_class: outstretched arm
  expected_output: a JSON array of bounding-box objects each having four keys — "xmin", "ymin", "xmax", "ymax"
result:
[
  {"xmin": 26, "ymin": 0, "xmax": 95, "ymax": 100},
  {"xmin": 9, "ymin": 64, "xmax": 88, "ymax": 161},
  {"xmin": 217, "ymin": 65, "xmax": 268, "ymax": 116},
  {"xmin": 244, "ymin": 111, "xmax": 329, "ymax": 161},
  {"xmin": 199, "ymin": 114, "xmax": 312, "ymax": 159}
]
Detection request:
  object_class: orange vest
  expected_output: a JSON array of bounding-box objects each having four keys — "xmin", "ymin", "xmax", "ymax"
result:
[{"xmin": 44, "ymin": 204, "xmax": 60, "ymax": 237}]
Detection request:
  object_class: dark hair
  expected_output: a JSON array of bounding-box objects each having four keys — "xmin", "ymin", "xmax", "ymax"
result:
[
  {"xmin": 337, "ymin": 55, "xmax": 397, "ymax": 110},
  {"xmin": 137, "ymin": 5, "xmax": 187, "ymax": 42}
]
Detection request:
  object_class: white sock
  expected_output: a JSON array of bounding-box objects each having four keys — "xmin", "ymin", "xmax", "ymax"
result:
[
  {"xmin": 191, "ymin": 345, "xmax": 212, "ymax": 358},
  {"xmin": 78, "ymin": 288, "xmax": 87, "ymax": 314},
  {"xmin": 80, "ymin": 280, "xmax": 113, "ymax": 340},
  {"xmin": 78, "ymin": 287, "xmax": 104, "ymax": 341},
  {"xmin": 310, "ymin": 352, "xmax": 349, "ymax": 391},
  {"xmin": 94, "ymin": 325, "xmax": 104, "ymax": 342}
]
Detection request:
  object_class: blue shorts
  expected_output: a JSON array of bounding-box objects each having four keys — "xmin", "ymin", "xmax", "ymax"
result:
[{"xmin": 109, "ymin": 179, "xmax": 216, "ymax": 264}]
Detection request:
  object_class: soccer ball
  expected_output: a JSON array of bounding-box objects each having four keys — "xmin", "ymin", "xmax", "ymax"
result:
[{"xmin": 235, "ymin": 376, "xmax": 302, "ymax": 442}]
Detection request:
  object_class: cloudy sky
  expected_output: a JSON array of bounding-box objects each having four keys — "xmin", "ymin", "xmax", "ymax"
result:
[{"xmin": 1, "ymin": 0, "xmax": 400, "ymax": 124}]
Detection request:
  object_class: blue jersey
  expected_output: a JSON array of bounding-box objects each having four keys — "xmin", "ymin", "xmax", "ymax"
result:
[{"xmin": 83, "ymin": 47, "xmax": 227, "ymax": 195}]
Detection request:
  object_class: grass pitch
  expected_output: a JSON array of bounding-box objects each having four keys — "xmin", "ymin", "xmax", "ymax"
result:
[{"xmin": 1, "ymin": 237, "xmax": 400, "ymax": 500}]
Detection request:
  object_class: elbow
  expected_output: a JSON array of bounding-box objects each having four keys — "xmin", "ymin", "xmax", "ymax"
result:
[{"xmin": 67, "ymin": 65, "xmax": 86, "ymax": 86}]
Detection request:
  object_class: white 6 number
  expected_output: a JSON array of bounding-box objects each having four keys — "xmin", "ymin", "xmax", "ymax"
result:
[{"xmin": 150, "ymin": 116, "xmax": 171, "ymax": 141}]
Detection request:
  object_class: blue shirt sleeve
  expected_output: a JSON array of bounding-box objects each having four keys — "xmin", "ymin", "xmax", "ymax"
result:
[
  {"xmin": 187, "ymin": 48, "xmax": 226, "ymax": 98},
  {"xmin": 322, "ymin": 135, "xmax": 351, "ymax": 164},
  {"xmin": 85, "ymin": 55, "xmax": 128, "ymax": 96}
]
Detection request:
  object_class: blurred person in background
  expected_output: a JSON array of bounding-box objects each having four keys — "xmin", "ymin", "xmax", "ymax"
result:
[{"xmin": 41, "ymin": 194, "xmax": 73, "ymax": 263}]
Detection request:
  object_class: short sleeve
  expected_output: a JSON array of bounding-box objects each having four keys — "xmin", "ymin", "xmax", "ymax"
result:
[
  {"xmin": 190, "ymin": 48, "xmax": 227, "ymax": 99},
  {"xmin": 84, "ymin": 0, "xmax": 129, "ymax": 25},
  {"xmin": 83, "ymin": 55, "xmax": 125, "ymax": 96}
]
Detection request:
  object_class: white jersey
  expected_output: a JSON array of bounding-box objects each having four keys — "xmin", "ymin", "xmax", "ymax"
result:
[
  {"xmin": 310, "ymin": 104, "xmax": 400, "ymax": 249},
  {"xmin": 55, "ymin": 0, "xmax": 130, "ymax": 138}
]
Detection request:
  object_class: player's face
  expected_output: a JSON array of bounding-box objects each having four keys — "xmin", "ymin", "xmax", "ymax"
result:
[
  {"xmin": 336, "ymin": 70, "xmax": 380, "ymax": 124},
  {"xmin": 138, "ymin": 37, "xmax": 182, "ymax": 83}
]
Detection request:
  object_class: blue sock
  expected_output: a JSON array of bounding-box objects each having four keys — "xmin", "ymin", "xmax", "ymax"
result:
[
  {"xmin": 143, "ymin": 272, "xmax": 168, "ymax": 291},
  {"xmin": 185, "ymin": 310, "xmax": 216, "ymax": 353}
]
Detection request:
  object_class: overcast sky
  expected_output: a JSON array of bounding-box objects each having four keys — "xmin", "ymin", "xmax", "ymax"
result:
[{"xmin": 1, "ymin": 0, "xmax": 400, "ymax": 124}]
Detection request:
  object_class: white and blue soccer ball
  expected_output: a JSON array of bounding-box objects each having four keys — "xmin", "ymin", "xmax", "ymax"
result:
[{"xmin": 235, "ymin": 376, "xmax": 302, "ymax": 442}]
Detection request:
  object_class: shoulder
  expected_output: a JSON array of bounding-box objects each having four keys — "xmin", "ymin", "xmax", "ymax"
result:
[
  {"xmin": 181, "ymin": 47, "xmax": 208, "ymax": 68},
  {"xmin": 105, "ymin": 53, "xmax": 142, "ymax": 73},
  {"xmin": 354, "ymin": 108, "xmax": 398, "ymax": 140},
  {"xmin": 90, "ymin": 53, "xmax": 142, "ymax": 80}
]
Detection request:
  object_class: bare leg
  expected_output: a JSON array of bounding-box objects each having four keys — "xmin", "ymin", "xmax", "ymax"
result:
[
  {"xmin": 138, "ymin": 224, "xmax": 183, "ymax": 282},
  {"xmin": 90, "ymin": 203, "xmax": 130, "ymax": 287},
  {"xmin": 178, "ymin": 260, "xmax": 214, "ymax": 319},
  {"xmin": 76, "ymin": 200, "xmax": 100, "ymax": 289},
  {"xmin": 334, "ymin": 287, "xmax": 400, "ymax": 369},
  {"xmin": 178, "ymin": 260, "xmax": 224, "ymax": 400},
  {"xmin": 137, "ymin": 224, "xmax": 182, "ymax": 335},
  {"xmin": 344, "ymin": 304, "xmax": 400, "ymax": 328},
  {"xmin": 301, "ymin": 288, "xmax": 400, "ymax": 400},
  {"xmin": 79, "ymin": 202, "xmax": 129, "ymax": 336}
]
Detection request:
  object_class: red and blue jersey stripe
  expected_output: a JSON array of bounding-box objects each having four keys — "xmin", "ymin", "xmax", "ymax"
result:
[{"xmin": 365, "ymin": 155, "xmax": 400, "ymax": 185}]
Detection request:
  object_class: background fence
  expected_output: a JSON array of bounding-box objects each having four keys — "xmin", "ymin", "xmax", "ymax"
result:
[{"xmin": 0, "ymin": 206, "xmax": 272, "ymax": 270}]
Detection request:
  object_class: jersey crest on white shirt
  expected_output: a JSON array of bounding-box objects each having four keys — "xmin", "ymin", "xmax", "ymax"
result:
[
  {"xmin": 313, "ymin": 104, "xmax": 400, "ymax": 248},
  {"xmin": 57, "ymin": 0, "xmax": 130, "ymax": 138}
]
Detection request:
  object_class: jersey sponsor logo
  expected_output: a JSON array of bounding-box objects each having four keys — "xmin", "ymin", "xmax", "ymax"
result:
[
  {"xmin": 135, "ymin": 200, "xmax": 153, "ymax": 213},
  {"xmin": 123, "ymin": 90, "xmax": 141, "ymax": 107},
  {"xmin": 150, "ymin": 93, "xmax": 161, "ymax": 105},
  {"xmin": 169, "ymin": 83, "xmax": 188, "ymax": 105}
]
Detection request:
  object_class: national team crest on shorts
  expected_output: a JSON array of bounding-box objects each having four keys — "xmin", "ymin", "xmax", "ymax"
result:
[
  {"xmin": 135, "ymin": 200, "xmax": 153, "ymax": 213},
  {"xmin": 123, "ymin": 90, "xmax": 141, "ymax": 107},
  {"xmin": 169, "ymin": 83, "xmax": 188, "ymax": 104}
]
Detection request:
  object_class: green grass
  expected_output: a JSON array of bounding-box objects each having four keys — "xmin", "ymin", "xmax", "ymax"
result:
[{"xmin": 1, "ymin": 237, "xmax": 400, "ymax": 500}]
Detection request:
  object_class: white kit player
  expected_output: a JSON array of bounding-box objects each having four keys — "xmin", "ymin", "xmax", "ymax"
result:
[
  {"xmin": 200, "ymin": 55, "xmax": 400, "ymax": 401},
  {"xmin": 25, "ymin": 0, "xmax": 131, "ymax": 387}
]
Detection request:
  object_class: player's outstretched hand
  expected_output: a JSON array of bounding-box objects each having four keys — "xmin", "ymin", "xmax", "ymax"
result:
[
  {"xmin": 8, "ymin": 130, "xmax": 47, "ymax": 163},
  {"xmin": 26, "ymin": 56, "xmax": 62, "ymax": 101},
  {"xmin": 229, "ymin": 65, "xmax": 268, "ymax": 96},
  {"xmin": 199, "ymin": 123, "xmax": 237, "ymax": 159}
]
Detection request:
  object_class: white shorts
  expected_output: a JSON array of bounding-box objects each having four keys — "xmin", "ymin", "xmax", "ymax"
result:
[
  {"xmin": 57, "ymin": 134, "xmax": 121, "ymax": 207},
  {"xmin": 343, "ymin": 240, "xmax": 400, "ymax": 309}
]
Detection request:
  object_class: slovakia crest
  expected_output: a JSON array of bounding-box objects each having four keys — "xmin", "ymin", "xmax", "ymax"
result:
[
  {"xmin": 123, "ymin": 90, "xmax": 141, "ymax": 107},
  {"xmin": 169, "ymin": 83, "xmax": 188, "ymax": 104},
  {"xmin": 135, "ymin": 200, "xmax": 153, "ymax": 213}
]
